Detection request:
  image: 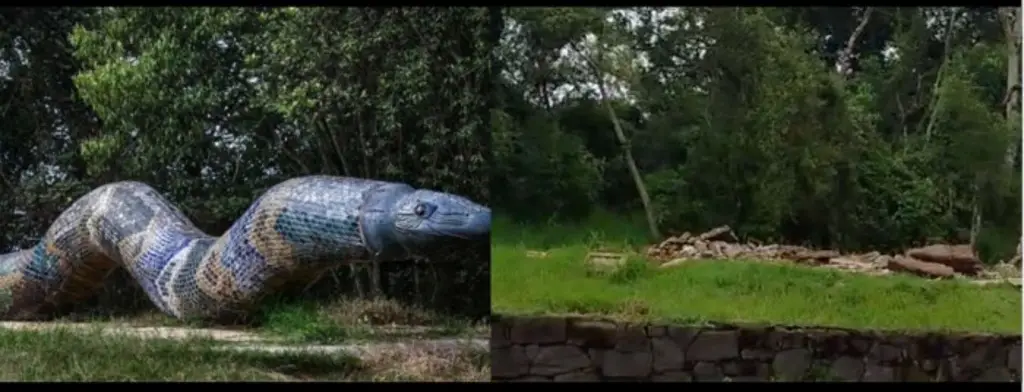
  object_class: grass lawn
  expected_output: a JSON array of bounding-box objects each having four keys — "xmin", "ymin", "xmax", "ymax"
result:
[
  {"xmin": 1, "ymin": 296, "xmax": 488, "ymax": 381},
  {"xmin": 492, "ymin": 212, "xmax": 1022, "ymax": 334},
  {"xmin": 62, "ymin": 296, "xmax": 485, "ymax": 344},
  {"xmin": 255, "ymin": 298, "xmax": 484, "ymax": 343},
  {"xmin": 0, "ymin": 327, "xmax": 488, "ymax": 381},
  {"xmin": 3, "ymin": 296, "xmax": 489, "ymax": 381}
]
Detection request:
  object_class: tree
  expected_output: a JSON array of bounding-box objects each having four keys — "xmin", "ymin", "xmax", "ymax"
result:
[
  {"xmin": 494, "ymin": 6, "xmax": 1020, "ymax": 262},
  {"xmin": 2, "ymin": 7, "xmax": 496, "ymax": 319}
]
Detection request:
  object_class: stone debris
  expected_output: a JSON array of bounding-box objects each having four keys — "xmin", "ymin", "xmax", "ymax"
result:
[
  {"xmin": 526, "ymin": 250, "xmax": 550, "ymax": 259},
  {"xmin": 887, "ymin": 256, "xmax": 955, "ymax": 278},
  {"xmin": 584, "ymin": 252, "xmax": 628, "ymax": 273},
  {"xmin": 647, "ymin": 226, "xmax": 1009, "ymax": 281},
  {"xmin": 906, "ymin": 244, "xmax": 983, "ymax": 274}
]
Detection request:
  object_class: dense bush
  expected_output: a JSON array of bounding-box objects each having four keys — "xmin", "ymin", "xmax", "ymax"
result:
[{"xmin": 493, "ymin": 7, "xmax": 1021, "ymax": 261}]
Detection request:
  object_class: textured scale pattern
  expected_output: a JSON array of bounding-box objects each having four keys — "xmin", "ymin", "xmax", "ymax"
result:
[{"xmin": 0, "ymin": 176, "xmax": 491, "ymax": 322}]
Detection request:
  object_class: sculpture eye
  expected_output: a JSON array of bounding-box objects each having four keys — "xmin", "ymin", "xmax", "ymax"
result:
[{"xmin": 414, "ymin": 203, "xmax": 427, "ymax": 217}]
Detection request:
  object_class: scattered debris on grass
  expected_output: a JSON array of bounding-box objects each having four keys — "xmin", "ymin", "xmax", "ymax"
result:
[
  {"xmin": 352, "ymin": 341, "xmax": 488, "ymax": 382},
  {"xmin": 493, "ymin": 245, "xmax": 1021, "ymax": 333},
  {"xmin": 646, "ymin": 225, "xmax": 1019, "ymax": 285},
  {"xmin": 583, "ymin": 252, "xmax": 627, "ymax": 274}
]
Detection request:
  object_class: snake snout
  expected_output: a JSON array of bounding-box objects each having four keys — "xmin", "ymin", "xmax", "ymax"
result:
[
  {"xmin": 467, "ymin": 208, "xmax": 490, "ymax": 237},
  {"xmin": 442, "ymin": 208, "xmax": 490, "ymax": 240}
]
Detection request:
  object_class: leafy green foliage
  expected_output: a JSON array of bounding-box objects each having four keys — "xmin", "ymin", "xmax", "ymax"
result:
[
  {"xmin": 1, "ymin": 7, "xmax": 496, "ymax": 319},
  {"xmin": 494, "ymin": 7, "xmax": 1021, "ymax": 260}
]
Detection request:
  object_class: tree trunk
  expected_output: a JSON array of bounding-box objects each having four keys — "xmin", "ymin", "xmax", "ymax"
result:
[
  {"xmin": 835, "ymin": 7, "xmax": 873, "ymax": 77},
  {"xmin": 571, "ymin": 42, "xmax": 661, "ymax": 240},
  {"xmin": 969, "ymin": 189, "xmax": 981, "ymax": 250},
  {"xmin": 999, "ymin": 7, "xmax": 1021, "ymax": 258},
  {"xmin": 1000, "ymin": 7, "xmax": 1021, "ymax": 167},
  {"xmin": 599, "ymin": 95, "xmax": 661, "ymax": 240},
  {"xmin": 924, "ymin": 8, "xmax": 959, "ymax": 143}
]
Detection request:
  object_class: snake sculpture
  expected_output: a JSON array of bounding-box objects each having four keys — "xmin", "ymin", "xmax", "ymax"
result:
[{"xmin": 0, "ymin": 176, "xmax": 490, "ymax": 322}]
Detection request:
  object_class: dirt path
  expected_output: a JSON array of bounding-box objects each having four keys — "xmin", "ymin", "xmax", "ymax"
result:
[{"xmin": 0, "ymin": 321, "xmax": 488, "ymax": 356}]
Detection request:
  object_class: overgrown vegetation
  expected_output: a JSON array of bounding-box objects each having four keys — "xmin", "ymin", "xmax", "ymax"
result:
[
  {"xmin": 0, "ymin": 7, "xmax": 494, "ymax": 381},
  {"xmin": 491, "ymin": 6, "xmax": 1021, "ymax": 331},
  {"xmin": 492, "ymin": 217, "xmax": 1021, "ymax": 333},
  {"xmin": 0, "ymin": 7, "xmax": 494, "ymax": 320},
  {"xmin": 0, "ymin": 328, "xmax": 488, "ymax": 381},
  {"xmin": 493, "ymin": 7, "xmax": 1021, "ymax": 260}
]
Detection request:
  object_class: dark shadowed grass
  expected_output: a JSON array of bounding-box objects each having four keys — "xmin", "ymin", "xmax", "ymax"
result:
[
  {"xmin": 0, "ymin": 327, "xmax": 354, "ymax": 381},
  {"xmin": 0, "ymin": 327, "xmax": 488, "ymax": 381},
  {"xmin": 492, "ymin": 213, "xmax": 1022, "ymax": 334}
]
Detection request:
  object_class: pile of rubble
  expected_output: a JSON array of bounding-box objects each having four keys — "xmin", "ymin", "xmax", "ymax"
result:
[{"xmin": 646, "ymin": 225, "xmax": 1014, "ymax": 281}]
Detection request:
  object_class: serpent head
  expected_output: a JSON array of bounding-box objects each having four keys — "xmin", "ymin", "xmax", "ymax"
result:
[
  {"xmin": 359, "ymin": 184, "xmax": 489, "ymax": 261},
  {"xmin": 394, "ymin": 189, "xmax": 490, "ymax": 239},
  {"xmin": 390, "ymin": 189, "xmax": 490, "ymax": 257}
]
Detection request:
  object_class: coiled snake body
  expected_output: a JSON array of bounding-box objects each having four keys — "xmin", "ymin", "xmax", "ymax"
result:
[{"xmin": 0, "ymin": 176, "xmax": 490, "ymax": 322}]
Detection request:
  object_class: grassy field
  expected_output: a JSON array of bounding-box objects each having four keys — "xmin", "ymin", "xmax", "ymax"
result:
[
  {"xmin": 492, "ymin": 212, "xmax": 1022, "ymax": 334},
  {"xmin": 61, "ymin": 296, "xmax": 485, "ymax": 344},
  {"xmin": 254, "ymin": 297, "xmax": 483, "ymax": 343},
  {"xmin": 1, "ymin": 296, "xmax": 489, "ymax": 381},
  {"xmin": 0, "ymin": 327, "xmax": 487, "ymax": 381}
]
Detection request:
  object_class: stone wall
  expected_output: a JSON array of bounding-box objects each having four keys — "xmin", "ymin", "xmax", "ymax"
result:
[{"xmin": 491, "ymin": 315, "xmax": 1022, "ymax": 382}]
